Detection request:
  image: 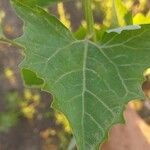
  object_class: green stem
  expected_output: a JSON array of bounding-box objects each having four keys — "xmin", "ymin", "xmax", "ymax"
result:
[
  {"xmin": 0, "ymin": 38, "xmax": 23, "ymax": 49},
  {"xmin": 82, "ymin": 0, "xmax": 96, "ymax": 41}
]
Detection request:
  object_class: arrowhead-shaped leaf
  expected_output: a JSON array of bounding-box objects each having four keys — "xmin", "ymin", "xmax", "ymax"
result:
[{"xmin": 9, "ymin": 0, "xmax": 150, "ymax": 149}]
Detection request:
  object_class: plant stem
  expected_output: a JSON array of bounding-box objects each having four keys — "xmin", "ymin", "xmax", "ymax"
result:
[
  {"xmin": 0, "ymin": 38, "xmax": 23, "ymax": 48},
  {"xmin": 82, "ymin": 0, "xmax": 96, "ymax": 41}
]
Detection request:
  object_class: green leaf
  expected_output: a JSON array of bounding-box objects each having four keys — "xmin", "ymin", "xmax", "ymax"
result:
[
  {"xmin": 74, "ymin": 26, "xmax": 87, "ymax": 40},
  {"xmin": 22, "ymin": 68, "xmax": 44, "ymax": 86},
  {"xmin": 11, "ymin": 0, "xmax": 150, "ymax": 149}
]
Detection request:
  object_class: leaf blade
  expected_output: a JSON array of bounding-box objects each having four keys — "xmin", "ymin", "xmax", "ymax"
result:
[{"xmin": 12, "ymin": 1, "xmax": 150, "ymax": 150}]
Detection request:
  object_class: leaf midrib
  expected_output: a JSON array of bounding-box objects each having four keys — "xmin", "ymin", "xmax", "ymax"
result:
[{"xmin": 81, "ymin": 40, "xmax": 88, "ymax": 149}]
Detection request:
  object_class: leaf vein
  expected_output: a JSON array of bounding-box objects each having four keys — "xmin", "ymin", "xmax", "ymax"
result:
[{"xmin": 86, "ymin": 89, "xmax": 114, "ymax": 116}]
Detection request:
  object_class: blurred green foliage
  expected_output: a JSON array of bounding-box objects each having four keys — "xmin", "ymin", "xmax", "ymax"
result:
[
  {"xmin": 0, "ymin": 92, "xmax": 20, "ymax": 132},
  {"xmin": 0, "ymin": 89, "xmax": 42, "ymax": 132},
  {"xmin": 93, "ymin": 0, "xmax": 150, "ymax": 27}
]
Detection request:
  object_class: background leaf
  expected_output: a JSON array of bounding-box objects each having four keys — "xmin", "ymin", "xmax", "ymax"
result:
[
  {"xmin": 22, "ymin": 69, "xmax": 44, "ymax": 86},
  {"xmin": 112, "ymin": 0, "xmax": 133, "ymax": 27}
]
